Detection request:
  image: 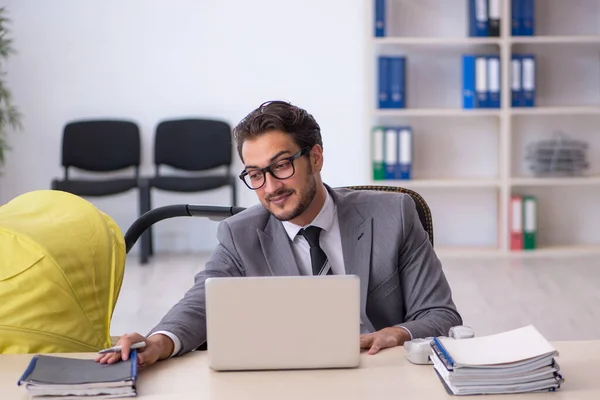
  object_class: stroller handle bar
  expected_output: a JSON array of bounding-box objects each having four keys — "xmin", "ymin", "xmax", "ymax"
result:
[{"xmin": 124, "ymin": 204, "xmax": 246, "ymax": 253}]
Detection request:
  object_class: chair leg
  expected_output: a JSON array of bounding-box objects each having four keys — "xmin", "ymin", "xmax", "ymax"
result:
[
  {"xmin": 148, "ymin": 224, "xmax": 154, "ymax": 256},
  {"xmin": 231, "ymin": 181, "xmax": 237, "ymax": 207},
  {"xmin": 147, "ymin": 186, "xmax": 154, "ymax": 256},
  {"xmin": 139, "ymin": 181, "xmax": 152, "ymax": 265},
  {"xmin": 141, "ymin": 231, "xmax": 150, "ymax": 265}
]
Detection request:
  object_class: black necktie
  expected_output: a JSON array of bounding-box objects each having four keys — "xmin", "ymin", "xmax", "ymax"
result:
[{"xmin": 300, "ymin": 226, "xmax": 332, "ymax": 275}]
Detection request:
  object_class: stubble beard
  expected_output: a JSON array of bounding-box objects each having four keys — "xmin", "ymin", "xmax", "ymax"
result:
[{"xmin": 267, "ymin": 175, "xmax": 317, "ymax": 222}]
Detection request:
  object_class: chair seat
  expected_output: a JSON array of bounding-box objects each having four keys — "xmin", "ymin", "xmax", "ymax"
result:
[
  {"xmin": 149, "ymin": 176, "xmax": 234, "ymax": 193},
  {"xmin": 52, "ymin": 179, "xmax": 138, "ymax": 196}
]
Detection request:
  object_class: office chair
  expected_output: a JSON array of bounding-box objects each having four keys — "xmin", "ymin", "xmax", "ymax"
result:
[
  {"xmin": 51, "ymin": 119, "xmax": 141, "ymax": 198},
  {"xmin": 139, "ymin": 118, "xmax": 238, "ymax": 264},
  {"xmin": 129, "ymin": 185, "xmax": 433, "ymax": 258},
  {"xmin": 344, "ymin": 185, "xmax": 434, "ymax": 247}
]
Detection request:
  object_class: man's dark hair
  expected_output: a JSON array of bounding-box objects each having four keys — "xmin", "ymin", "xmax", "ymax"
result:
[{"xmin": 233, "ymin": 100, "xmax": 322, "ymax": 162}]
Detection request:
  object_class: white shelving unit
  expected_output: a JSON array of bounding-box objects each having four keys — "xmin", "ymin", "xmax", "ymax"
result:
[{"xmin": 367, "ymin": 0, "xmax": 600, "ymax": 257}]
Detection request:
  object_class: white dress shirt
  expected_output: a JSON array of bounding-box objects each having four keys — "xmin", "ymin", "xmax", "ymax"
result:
[{"xmin": 280, "ymin": 190, "xmax": 345, "ymax": 276}]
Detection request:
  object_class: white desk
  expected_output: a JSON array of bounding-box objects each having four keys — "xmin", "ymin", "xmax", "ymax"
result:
[{"xmin": 1, "ymin": 341, "xmax": 599, "ymax": 399}]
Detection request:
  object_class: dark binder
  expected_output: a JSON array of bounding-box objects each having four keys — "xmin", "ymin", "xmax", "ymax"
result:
[
  {"xmin": 467, "ymin": 0, "xmax": 489, "ymax": 37},
  {"xmin": 374, "ymin": 0, "xmax": 385, "ymax": 37},
  {"xmin": 18, "ymin": 350, "xmax": 138, "ymax": 398},
  {"xmin": 431, "ymin": 337, "xmax": 454, "ymax": 370},
  {"xmin": 489, "ymin": 0, "xmax": 501, "ymax": 37}
]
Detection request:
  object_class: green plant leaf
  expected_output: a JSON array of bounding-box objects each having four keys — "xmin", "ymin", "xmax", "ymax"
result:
[
  {"xmin": 0, "ymin": 135, "xmax": 7, "ymax": 165},
  {"xmin": 0, "ymin": 6, "xmax": 21, "ymax": 168}
]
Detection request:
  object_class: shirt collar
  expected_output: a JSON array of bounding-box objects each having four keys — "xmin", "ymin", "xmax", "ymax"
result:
[{"xmin": 281, "ymin": 189, "xmax": 336, "ymax": 241}]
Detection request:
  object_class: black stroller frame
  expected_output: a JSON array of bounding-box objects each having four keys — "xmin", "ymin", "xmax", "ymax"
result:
[{"xmin": 124, "ymin": 205, "xmax": 246, "ymax": 258}]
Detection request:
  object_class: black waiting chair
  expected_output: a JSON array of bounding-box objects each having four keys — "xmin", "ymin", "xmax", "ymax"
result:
[
  {"xmin": 138, "ymin": 118, "xmax": 238, "ymax": 264},
  {"xmin": 131, "ymin": 185, "xmax": 433, "ymax": 266},
  {"xmin": 51, "ymin": 119, "xmax": 142, "ymax": 199}
]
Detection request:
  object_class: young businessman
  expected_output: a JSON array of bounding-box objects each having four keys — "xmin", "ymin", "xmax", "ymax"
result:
[{"xmin": 97, "ymin": 100, "xmax": 462, "ymax": 367}]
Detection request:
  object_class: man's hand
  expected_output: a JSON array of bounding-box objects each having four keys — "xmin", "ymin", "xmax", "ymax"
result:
[
  {"xmin": 360, "ymin": 327, "xmax": 411, "ymax": 355},
  {"xmin": 95, "ymin": 333, "xmax": 174, "ymax": 368}
]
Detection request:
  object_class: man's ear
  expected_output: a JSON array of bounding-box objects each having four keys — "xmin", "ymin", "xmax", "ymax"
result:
[{"xmin": 311, "ymin": 145, "xmax": 324, "ymax": 171}]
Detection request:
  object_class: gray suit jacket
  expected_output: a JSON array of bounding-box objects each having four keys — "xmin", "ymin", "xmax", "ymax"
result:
[{"xmin": 149, "ymin": 185, "xmax": 462, "ymax": 355}]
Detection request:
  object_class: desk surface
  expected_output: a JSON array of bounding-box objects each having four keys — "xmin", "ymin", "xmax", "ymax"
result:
[{"xmin": 1, "ymin": 341, "xmax": 599, "ymax": 399}]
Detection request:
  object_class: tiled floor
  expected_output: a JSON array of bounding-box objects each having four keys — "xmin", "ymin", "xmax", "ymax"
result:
[{"xmin": 110, "ymin": 252, "xmax": 600, "ymax": 342}]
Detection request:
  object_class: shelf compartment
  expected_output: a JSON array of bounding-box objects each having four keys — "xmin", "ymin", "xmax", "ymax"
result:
[
  {"xmin": 372, "ymin": 50, "xmax": 501, "ymax": 110},
  {"xmin": 407, "ymin": 187, "xmax": 500, "ymax": 249},
  {"xmin": 519, "ymin": 0, "xmax": 600, "ymax": 37},
  {"xmin": 510, "ymin": 114, "xmax": 600, "ymax": 178},
  {"xmin": 509, "ymin": 44, "xmax": 600, "ymax": 108},
  {"xmin": 380, "ymin": 0, "xmax": 482, "ymax": 39},
  {"xmin": 510, "ymin": 185, "xmax": 600, "ymax": 249},
  {"xmin": 372, "ymin": 116, "xmax": 500, "ymax": 180}
]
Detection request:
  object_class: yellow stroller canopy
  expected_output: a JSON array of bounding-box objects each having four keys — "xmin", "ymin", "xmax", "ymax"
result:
[{"xmin": 0, "ymin": 190, "xmax": 126, "ymax": 354}]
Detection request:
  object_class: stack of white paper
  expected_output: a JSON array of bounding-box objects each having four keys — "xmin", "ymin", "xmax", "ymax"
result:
[{"xmin": 430, "ymin": 325, "xmax": 564, "ymax": 396}]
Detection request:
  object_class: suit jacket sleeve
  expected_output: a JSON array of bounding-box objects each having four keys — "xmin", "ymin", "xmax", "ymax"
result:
[
  {"xmin": 395, "ymin": 195, "xmax": 463, "ymax": 338},
  {"xmin": 147, "ymin": 219, "xmax": 244, "ymax": 355}
]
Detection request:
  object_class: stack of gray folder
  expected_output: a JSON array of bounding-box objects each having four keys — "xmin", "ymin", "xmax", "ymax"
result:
[
  {"xmin": 525, "ymin": 134, "xmax": 589, "ymax": 176},
  {"xmin": 17, "ymin": 351, "xmax": 137, "ymax": 399}
]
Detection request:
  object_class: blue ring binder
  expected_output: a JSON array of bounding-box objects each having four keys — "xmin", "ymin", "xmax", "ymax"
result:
[{"xmin": 432, "ymin": 337, "xmax": 455, "ymax": 368}]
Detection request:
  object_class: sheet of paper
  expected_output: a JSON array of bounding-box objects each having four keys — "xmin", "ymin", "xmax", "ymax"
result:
[{"xmin": 438, "ymin": 325, "xmax": 556, "ymax": 366}]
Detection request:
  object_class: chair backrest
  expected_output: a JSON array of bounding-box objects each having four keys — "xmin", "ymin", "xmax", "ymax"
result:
[
  {"xmin": 344, "ymin": 185, "xmax": 434, "ymax": 247},
  {"xmin": 154, "ymin": 118, "xmax": 233, "ymax": 172},
  {"xmin": 62, "ymin": 120, "xmax": 141, "ymax": 173}
]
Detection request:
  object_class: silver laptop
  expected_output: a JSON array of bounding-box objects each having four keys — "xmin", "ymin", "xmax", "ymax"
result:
[{"xmin": 205, "ymin": 275, "xmax": 361, "ymax": 371}]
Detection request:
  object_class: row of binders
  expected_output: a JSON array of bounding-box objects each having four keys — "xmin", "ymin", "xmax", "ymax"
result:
[
  {"xmin": 377, "ymin": 53, "xmax": 537, "ymax": 109},
  {"xmin": 511, "ymin": 54, "xmax": 536, "ymax": 107},
  {"xmin": 374, "ymin": 0, "xmax": 535, "ymax": 38},
  {"xmin": 463, "ymin": 54, "xmax": 501, "ymax": 109},
  {"xmin": 509, "ymin": 195, "xmax": 537, "ymax": 251},
  {"xmin": 371, "ymin": 126, "xmax": 412, "ymax": 180},
  {"xmin": 469, "ymin": 0, "xmax": 535, "ymax": 37},
  {"xmin": 377, "ymin": 56, "xmax": 406, "ymax": 109},
  {"xmin": 468, "ymin": 0, "xmax": 501, "ymax": 37},
  {"xmin": 512, "ymin": 0, "xmax": 535, "ymax": 36},
  {"xmin": 462, "ymin": 53, "xmax": 536, "ymax": 109}
]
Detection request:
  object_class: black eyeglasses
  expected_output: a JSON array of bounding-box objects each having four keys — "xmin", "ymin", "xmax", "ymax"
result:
[{"xmin": 239, "ymin": 147, "xmax": 311, "ymax": 190}]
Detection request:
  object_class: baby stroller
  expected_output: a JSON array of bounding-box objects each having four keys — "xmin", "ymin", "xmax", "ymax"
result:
[{"xmin": 0, "ymin": 190, "xmax": 244, "ymax": 354}]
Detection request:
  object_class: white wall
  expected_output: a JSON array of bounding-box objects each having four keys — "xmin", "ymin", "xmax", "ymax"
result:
[
  {"xmin": 0, "ymin": 0, "xmax": 368, "ymax": 254},
  {"xmin": 5, "ymin": 1, "xmax": 598, "ymax": 257}
]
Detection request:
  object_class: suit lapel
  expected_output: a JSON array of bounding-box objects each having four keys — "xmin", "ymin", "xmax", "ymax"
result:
[
  {"xmin": 258, "ymin": 215, "xmax": 302, "ymax": 276},
  {"xmin": 335, "ymin": 190, "xmax": 375, "ymax": 333}
]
